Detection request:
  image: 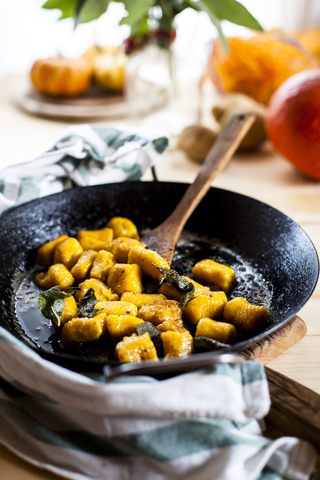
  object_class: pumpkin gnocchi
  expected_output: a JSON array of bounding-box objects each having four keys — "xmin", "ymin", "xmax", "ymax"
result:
[
  {"xmin": 70, "ymin": 250, "xmax": 97, "ymax": 283},
  {"xmin": 35, "ymin": 215, "xmax": 270, "ymax": 363}
]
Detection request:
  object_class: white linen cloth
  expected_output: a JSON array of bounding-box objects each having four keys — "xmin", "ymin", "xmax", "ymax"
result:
[{"xmin": 0, "ymin": 328, "xmax": 316, "ymax": 480}]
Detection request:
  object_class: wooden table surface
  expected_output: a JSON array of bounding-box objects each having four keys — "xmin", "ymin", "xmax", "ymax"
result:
[{"xmin": 1, "ymin": 75, "xmax": 320, "ymax": 479}]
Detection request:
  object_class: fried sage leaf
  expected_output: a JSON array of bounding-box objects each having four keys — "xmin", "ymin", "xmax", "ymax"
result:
[
  {"xmin": 193, "ymin": 336, "xmax": 228, "ymax": 353},
  {"xmin": 135, "ymin": 321, "xmax": 163, "ymax": 356},
  {"xmin": 78, "ymin": 288, "xmax": 102, "ymax": 318},
  {"xmin": 153, "ymin": 265, "xmax": 195, "ymax": 307},
  {"xmin": 179, "ymin": 284, "xmax": 195, "ymax": 308},
  {"xmin": 38, "ymin": 286, "xmax": 74, "ymax": 327}
]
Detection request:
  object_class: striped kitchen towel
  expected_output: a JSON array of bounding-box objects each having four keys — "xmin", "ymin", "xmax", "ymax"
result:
[
  {"xmin": 0, "ymin": 327, "xmax": 316, "ymax": 480},
  {"xmin": 0, "ymin": 124, "xmax": 169, "ymax": 214}
]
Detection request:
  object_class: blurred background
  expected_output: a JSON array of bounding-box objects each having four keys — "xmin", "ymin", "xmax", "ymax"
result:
[
  {"xmin": 2, "ymin": 0, "xmax": 320, "ymax": 82},
  {"xmin": 2, "ymin": 0, "xmax": 320, "ymax": 178}
]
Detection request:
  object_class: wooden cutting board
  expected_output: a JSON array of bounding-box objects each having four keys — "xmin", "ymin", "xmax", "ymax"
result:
[{"xmin": 242, "ymin": 315, "xmax": 307, "ymax": 365}]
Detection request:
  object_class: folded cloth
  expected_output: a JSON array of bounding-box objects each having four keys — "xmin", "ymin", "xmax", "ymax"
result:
[
  {"xmin": 0, "ymin": 328, "xmax": 316, "ymax": 480},
  {"xmin": 0, "ymin": 124, "xmax": 169, "ymax": 214}
]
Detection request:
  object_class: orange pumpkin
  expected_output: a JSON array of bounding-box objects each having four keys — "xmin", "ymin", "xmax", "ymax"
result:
[
  {"xmin": 267, "ymin": 68, "xmax": 320, "ymax": 180},
  {"xmin": 30, "ymin": 56, "xmax": 92, "ymax": 97},
  {"xmin": 293, "ymin": 28, "xmax": 320, "ymax": 61},
  {"xmin": 209, "ymin": 31, "xmax": 318, "ymax": 105}
]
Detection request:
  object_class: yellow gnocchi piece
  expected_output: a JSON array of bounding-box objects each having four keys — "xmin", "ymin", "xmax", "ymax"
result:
[
  {"xmin": 37, "ymin": 234, "xmax": 69, "ymax": 267},
  {"xmin": 36, "ymin": 264, "xmax": 75, "ymax": 289},
  {"xmin": 89, "ymin": 250, "xmax": 116, "ymax": 283},
  {"xmin": 223, "ymin": 297, "xmax": 269, "ymax": 333},
  {"xmin": 195, "ymin": 318, "xmax": 237, "ymax": 344},
  {"xmin": 116, "ymin": 333, "xmax": 159, "ymax": 363},
  {"xmin": 96, "ymin": 301, "xmax": 138, "ymax": 317},
  {"xmin": 107, "ymin": 314, "xmax": 144, "ymax": 343},
  {"xmin": 78, "ymin": 278, "xmax": 119, "ymax": 302},
  {"xmin": 53, "ymin": 237, "xmax": 83, "ymax": 270},
  {"xmin": 161, "ymin": 331, "xmax": 194, "ymax": 359},
  {"xmin": 156, "ymin": 319, "xmax": 188, "ymax": 333},
  {"xmin": 60, "ymin": 296, "xmax": 78, "ymax": 327},
  {"xmin": 158, "ymin": 276, "xmax": 210, "ymax": 301},
  {"xmin": 70, "ymin": 250, "xmax": 97, "ymax": 283},
  {"xmin": 77, "ymin": 237, "xmax": 109, "ymax": 252},
  {"xmin": 77, "ymin": 227, "xmax": 114, "ymax": 243},
  {"xmin": 61, "ymin": 313, "xmax": 108, "ymax": 346},
  {"xmin": 106, "ymin": 217, "xmax": 139, "ymax": 240},
  {"xmin": 107, "ymin": 237, "xmax": 142, "ymax": 263},
  {"xmin": 107, "ymin": 263, "xmax": 143, "ymax": 295},
  {"xmin": 48, "ymin": 296, "xmax": 79, "ymax": 333},
  {"xmin": 182, "ymin": 292, "xmax": 227, "ymax": 325},
  {"xmin": 128, "ymin": 245, "xmax": 169, "ymax": 279},
  {"xmin": 137, "ymin": 300, "xmax": 182, "ymax": 326},
  {"xmin": 120, "ymin": 292, "xmax": 167, "ymax": 309},
  {"xmin": 192, "ymin": 259, "xmax": 236, "ymax": 292},
  {"xmin": 77, "ymin": 227, "xmax": 114, "ymax": 251}
]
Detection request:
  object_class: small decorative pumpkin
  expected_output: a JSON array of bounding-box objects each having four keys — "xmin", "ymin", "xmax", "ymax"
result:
[
  {"xmin": 83, "ymin": 45, "xmax": 126, "ymax": 92},
  {"xmin": 30, "ymin": 56, "xmax": 92, "ymax": 97}
]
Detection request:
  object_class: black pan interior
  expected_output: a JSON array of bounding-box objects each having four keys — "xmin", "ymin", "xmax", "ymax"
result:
[{"xmin": 0, "ymin": 182, "xmax": 318, "ymax": 371}]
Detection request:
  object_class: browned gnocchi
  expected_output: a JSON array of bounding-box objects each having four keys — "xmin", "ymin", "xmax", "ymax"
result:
[
  {"xmin": 70, "ymin": 250, "xmax": 97, "ymax": 283},
  {"xmin": 35, "ymin": 216, "xmax": 270, "ymax": 363},
  {"xmin": 137, "ymin": 300, "xmax": 182, "ymax": 325},
  {"xmin": 36, "ymin": 263, "xmax": 75, "ymax": 289}
]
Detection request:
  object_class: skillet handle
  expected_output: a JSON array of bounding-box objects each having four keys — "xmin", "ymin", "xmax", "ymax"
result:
[{"xmin": 103, "ymin": 352, "xmax": 244, "ymax": 381}]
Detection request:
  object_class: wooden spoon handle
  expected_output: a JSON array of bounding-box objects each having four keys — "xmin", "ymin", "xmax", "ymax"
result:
[{"xmin": 144, "ymin": 112, "xmax": 256, "ymax": 264}]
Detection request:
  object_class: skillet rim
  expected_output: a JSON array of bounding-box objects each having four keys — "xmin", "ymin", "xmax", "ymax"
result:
[{"xmin": 0, "ymin": 181, "xmax": 319, "ymax": 371}]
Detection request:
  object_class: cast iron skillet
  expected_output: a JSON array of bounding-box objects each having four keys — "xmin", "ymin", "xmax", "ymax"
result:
[{"xmin": 0, "ymin": 181, "xmax": 318, "ymax": 371}]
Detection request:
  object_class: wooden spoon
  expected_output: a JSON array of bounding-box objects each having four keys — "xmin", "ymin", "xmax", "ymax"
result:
[{"xmin": 141, "ymin": 112, "xmax": 256, "ymax": 265}]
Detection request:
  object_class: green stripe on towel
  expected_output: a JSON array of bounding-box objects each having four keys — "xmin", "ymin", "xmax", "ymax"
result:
[{"xmin": 0, "ymin": 399, "xmax": 267, "ymax": 459}]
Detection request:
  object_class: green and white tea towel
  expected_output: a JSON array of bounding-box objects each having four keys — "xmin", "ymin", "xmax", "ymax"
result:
[
  {"xmin": 0, "ymin": 327, "xmax": 316, "ymax": 480},
  {"xmin": 0, "ymin": 124, "xmax": 169, "ymax": 214}
]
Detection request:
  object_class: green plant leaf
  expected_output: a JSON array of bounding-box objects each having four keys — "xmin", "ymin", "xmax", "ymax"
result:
[
  {"xmin": 191, "ymin": 0, "xmax": 227, "ymax": 49},
  {"xmin": 43, "ymin": 0, "xmax": 111, "ymax": 23},
  {"xmin": 120, "ymin": 0, "xmax": 154, "ymax": 28},
  {"xmin": 42, "ymin": 0, "xmax": 262, "ymax": 42},
  {"xmin": 38, "ymin": 286, "xmax": 74, "ymax": 327},
  {"xmin": 42, "ymin": 0, "xmax": 78, "ymax": 19},
  {"xmin": 74, "ymin": 0, "xmax": 86, "ymax": 27},
  {"xmin": 193, "ymin": 336, "xmax": 228, "ymax": 352},
  {"xmin": 77, "ymin": 0, "xmax": 111, "ymax": 24},
  {"xmin": 199, "ymin": 0, "xmax": 262, "ymax": 31},
  {"xmin": 134, "ymin": 16, "xmax": 151, "ymax": 37},
  {"xmin": 78, "ymin": 288, "xmax": 102, "ymax": 317},
  {"xmin": 153, "ymin": 264, "xmax": 195, "ymax": 307},
  {"xmin": 179, "ymin": 284, "xmax": 195, "ymax": 307},
  {"xmin": 135, "ymin": 321, "xmax": 163, "ymax": 356},
  {"xmin": 162, "ymin": 0, "xmax": 190, "ymax": 17},
  {"xmin": 153, "ymin": 265, "xmax": 189, "ymax": 292}
]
